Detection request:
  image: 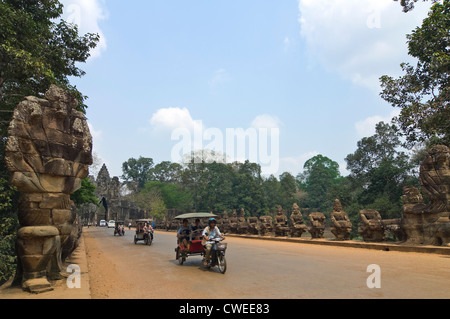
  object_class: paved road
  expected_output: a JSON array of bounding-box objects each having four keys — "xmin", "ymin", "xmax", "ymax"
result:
[{"xmin": 83, "ymin": 227, "xmax": 450, "ymax": 299}]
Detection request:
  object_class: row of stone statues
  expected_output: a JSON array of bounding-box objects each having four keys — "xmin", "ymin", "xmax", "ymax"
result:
[{"xmin": 4, "ymin": 86, "xmax": 449, "ymax": 295}]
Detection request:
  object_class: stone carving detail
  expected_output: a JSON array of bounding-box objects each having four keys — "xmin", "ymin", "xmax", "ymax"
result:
[
  {"xmin": 401, "ymin": 145, "xmax": 450, "ymax": 246},
  {"xmin": 358, "ymin": 210, "xmax": 385, "ymax": 242},
  {"xmin": 259, "ymin": 216, "xmax": 273, "ymax": 236},
  {"xmin": 330, "ymin": 199, "xmax": 352, "ymax": 240},
  {"xmin": 5, "ymin": 85, "xmax": 93, "ymax": 293},
  {"xmin": 274, "ymin": 205, "xmax": 289, "ymax": 236},
  {"xmin": 93, "ymin": 164, "xmax": 145, "ymax": 222},
  {"xmin": 247, "ymin": 216, "xmax": 260, "ymax": 235},
  {"xmin": 236, "ymin": 208, "xmax": 248, "ymax": 234},
  {"xmin": 308, "ymin": 212, "xmax": 326, "ymax": 239},
  {"xmin": 290, "ymin": 203, "xmax": 307, "ymax": 237},
  {"xmin": 220, "ymin": 211, "xmax": 229, "ymax": 234},
  {"xmin": 228, "ymin": 209, "xmax": 239, "ymax": 234}
]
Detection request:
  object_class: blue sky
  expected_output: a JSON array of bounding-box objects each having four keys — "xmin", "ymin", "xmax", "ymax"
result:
[{"xmin": 62, "ymin": 0, "xmax": 433, "ymax": 179}]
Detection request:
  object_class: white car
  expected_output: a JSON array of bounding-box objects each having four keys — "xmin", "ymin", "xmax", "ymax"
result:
[
  {"xmin": 99, "ymin": 220, "xmax": 107, "ymax": 227},
  {"xmin": 107, "ymin": 220, "xmax": 116, "ymax": 228}
]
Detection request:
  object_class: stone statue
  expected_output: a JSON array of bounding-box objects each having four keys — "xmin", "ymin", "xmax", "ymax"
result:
[
  {"xmin": 247, "ymin": 216, "xmax": 260, "ymax": 235},
  {"xmin": 330, "ymin": 199, "xmax": 352, "ymax": 240},
  {"xmin": 228, "ymin": 209, "xmax": 239, "ymax": 234},
  {"xmin": 273, "ymin": 205, "xmax": 289, "ymax": 236},
  {"xmin": 237, "ymin": 208, "xmax": 248, "ymax": 234},
  {"xmin": 358, "ymin": 210, "xmax": 385, "ymax": 242},
  {"xmin": 289, "ymin": 203, "xmax": 307, "ymax": 237},
  {"xmin": 401, "ymin": 145, "xmax": 450, "ymax": 246},
  {"xmin": 220, "ymin": 210, "xmax": 229, "ymax": 234},
  {"xmin": 259, "ymin": 216, "xmax": 273, "ymax": 236},
  {"xmin": 5, "ymin": 85, "xmax": 93, "ymax": 293},
  {"xmin": 308, "ymin": 212, "xmax": 326, "ymax": 239}
]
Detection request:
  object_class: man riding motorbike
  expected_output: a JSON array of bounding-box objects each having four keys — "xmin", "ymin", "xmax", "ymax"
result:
[{"xmin": 202, "ymin": 218, "xmax": 224, "ymax": 266}]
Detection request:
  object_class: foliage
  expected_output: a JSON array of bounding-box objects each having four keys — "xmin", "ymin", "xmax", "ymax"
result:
[
  {"xmin": 71, "ymin": 178, "xmax": 99, "ymax": 207},
  {"xmin": 345, "ymin": 122, "xmax": 418, "ymax": 219},
  {"xmin": 297, "ymin": 155, "xmax": 342, "ymax": 212},
  {"xmin": 133, "ymin": 188, "xmax": 167, "ymax": 220},
  {"xmin": 395, "ymin": 0, "xmax": 441, "ymax": 12},
  {"xmin": 121, "ymin": 157, "xmax": 155, "ymax": 192},
  {"xmin": 381, "ymin": 1, "xmax": 450, "ymax": 147}
]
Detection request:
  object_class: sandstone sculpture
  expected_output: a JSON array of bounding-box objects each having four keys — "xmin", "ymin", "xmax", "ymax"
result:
[
  {"xmin": 401, "ymin": 145, "xmax": 450, "ymax": 246},
  {"xmin": 289, "ymin": 203, "xmax": 307, "ymax": 237},
  {"xmin": 308, "ymin": 212, "xmax": 326, "ymax": 239},
  {"xmin": 330, "ymin": 199, "xmax": 352, "ymax": 240},
  {"xmin": 5, "ymin": 85, "xmax": 93, "ymax": 293},
  {"xmin": 228, "ymin": 209, "xmax": 239, "ymax": 234},
  {"xmin": 274, "ymin": 205, "xmax": 289, "ymax": 237},
  {"xmin": 247, "ymin": 216, "xmax": 260, "ymax": 235},
  {"xmin": 236, "ymin": 208, "xmax": 248, "ymax": 234},
  {"xmin": 358, "ymin": 210, "xmax": 385, "ymax": 242},
  {"xmin": 259, "ymin": 216, "xmax": 273, "ymax": 236},
  {"xmin": 220, "ymin": 211, "xmax": 230, "ymax": 234}
]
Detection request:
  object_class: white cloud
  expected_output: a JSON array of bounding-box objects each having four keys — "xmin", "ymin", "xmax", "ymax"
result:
[
  {"xmin": 61, "ymin": 0, "xmax": 108, "ymax": 59},
  {"xmin": 355, "ymin": 109, "xmax": 400, "ymax": 138},
  {"xmin": 250, "ymin": 114, "xmax": 282, "ymax": 129},
  {"xmin": 297, "ymin": 0, "xmax": 432, "ymax": 90},
  {"xmin": 150, "ymin": 107, "xmax": 203, "ymax": 133}
]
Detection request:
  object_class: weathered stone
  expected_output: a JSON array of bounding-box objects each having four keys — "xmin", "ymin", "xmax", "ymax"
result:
[
  {"xmin": 274, "ymin": 205, "xmax": 289, "ymax": 237},
  {"xmin": 308, "ymin": 212, "xmax": 326, "ymax": 239},
  {"xmin": 290, "ymin": 203, "xmax": 307, "ymax": 237},
  {"xmin": 358, "ymin": 210, "xmax": 385, "ymax": 242},
  {"xmin": 330, "ymin": 199, "xmax": 352, "ymax": 240},
  {"xmin": 5, "ymin": 85, "xmax": 93, "ymax": 293},
  {"xmin": 259, "ymin": 216, "xmax": 273, "ymax": 236},
  {"xmin": 401, "ymin": 145, "xmax": 450, "ymax": 246}
]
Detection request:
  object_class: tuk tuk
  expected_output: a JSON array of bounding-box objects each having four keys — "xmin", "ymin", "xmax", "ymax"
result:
[
  {"xmin": 174, "ymin": 212, "xmax": 227, "ymax": 274},
  {"xmin": 114, "ymin": 221, "xmax": 125, "ymax": 236},
  {"xmin": 134, "ymin": 219, "xmax": 154, "ymax": 245}
]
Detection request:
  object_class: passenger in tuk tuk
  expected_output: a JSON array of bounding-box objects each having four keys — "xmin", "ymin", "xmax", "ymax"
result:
[
  {"xmin": 177, "ymin": 219, "xmax": 191, "ymax": 251},
  {"xmin": 191, "ymin": 218, "xmax": 203, "ymax": 240}
]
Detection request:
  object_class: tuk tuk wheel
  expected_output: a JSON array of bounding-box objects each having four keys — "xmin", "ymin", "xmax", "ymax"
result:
[{"xmin": 134, "ymin": 236, "xmax": 137, "ymax": 244}]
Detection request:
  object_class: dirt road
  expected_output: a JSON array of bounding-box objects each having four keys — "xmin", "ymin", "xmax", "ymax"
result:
[{"xmin": 83, "ymin": 227, "xmax": 450, "ymax": 299}]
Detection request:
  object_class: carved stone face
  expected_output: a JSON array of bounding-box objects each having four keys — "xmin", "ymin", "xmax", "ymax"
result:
[
  {"xmin": 6, "ymin": 85, "xmax": 93, "ymax": 194},
  {"xmin": 333, "ymin": 199, "xmax": 343, "ymax": 212}
]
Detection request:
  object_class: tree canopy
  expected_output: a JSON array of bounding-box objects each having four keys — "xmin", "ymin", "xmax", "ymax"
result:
[{"xmin": 381, "ymin": 0, "xmax": 449, "ymax": 146}]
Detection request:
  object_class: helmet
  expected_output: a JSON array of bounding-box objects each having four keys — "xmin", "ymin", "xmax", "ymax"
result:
[{"xmin": 209, "ymin": 218, "xmax": 216, "ymax": 224}]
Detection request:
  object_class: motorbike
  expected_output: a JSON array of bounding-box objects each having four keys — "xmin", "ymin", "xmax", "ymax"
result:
[{"xmin": 204, "ymin": 237, "xmax": 228, "ymax": 274}]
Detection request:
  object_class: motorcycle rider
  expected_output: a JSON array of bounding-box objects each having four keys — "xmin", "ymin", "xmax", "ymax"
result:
[{"xmin": 202, "ymin": 218, "xmax": 224, "ymax": 266}]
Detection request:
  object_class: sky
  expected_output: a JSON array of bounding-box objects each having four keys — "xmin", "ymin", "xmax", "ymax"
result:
[{"xmin": 61, "ymin": 0, "xmax": 434, "ymax": 180}]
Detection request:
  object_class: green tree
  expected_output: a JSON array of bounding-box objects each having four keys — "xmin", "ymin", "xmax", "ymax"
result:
[
  {"xmin": 121, "ymin": 157, "xmax": 155, "ymax": 192},
  {"xmin": 395, "ymin": 0, "xmax": 440, "ymax": 12},
  {"xmin": 381, "ymin": 1, "xmax": 449, "ymax": 146},
  {"xmin": 152, "ymin": 161, "xmax": 183, "ymax": 183},
  {"xmin": 298, "ymin": 155, "xmax": 342, "ymax": 212},
  {"xmin": 70, "ymin": 178, "xmax": 98, "ymax": 207},
  {"xmin": 144, "ymin": 181, "xmax": 193, "ymax": 213},
  {"xmin": 345, "ymin": 122, "xmax": 417, "ymax": 218},
  {"xmin": 134, "ymin": 188, "xmax": 167, "ymax": 220},
  {"xmin": 0, "ymin": 0, "xmax": 99, "ymax": 125}
]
